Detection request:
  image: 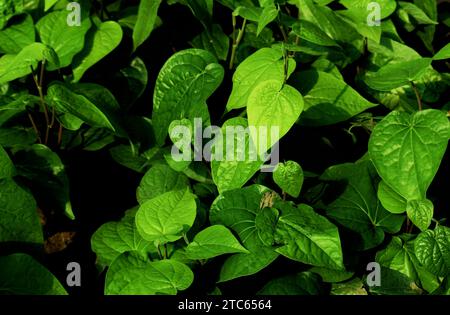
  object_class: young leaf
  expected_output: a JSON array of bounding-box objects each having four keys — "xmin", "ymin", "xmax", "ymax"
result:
[
  {"xmin": 72, "ymin": 21, "xmax": 123, "ymax": 82},
  {"xmin": 275, "ymin": 202, "xmax": 344, "ymax": 270},
  {"xmin": 152, "ymin": 48, "xmax": 224, "ymax": 145},
  {"xmin": 415, "ymin": 226, "xmax": 450, "ymax": 277},
  {"xmin": 365, "ymin": 58, "xmax": 432, "ymax": 91},
  {"xmin": 135, "ymin": 189, "xmax": 197, "ymax": 244},
  {"xmin": 377, "ymin": 180, "xmax": 407, "ymax": 214},
  {"xmin": 433, "ymin": 43, "xmax": 450, "ymax": 61},
  {"xmin": 257, "ymin": 3, "xmax": 277, "ymax": 36},
  {"xmin": 136, "ymin": 163, "xmax": 189, "ymax": 204},
  {"xmin": 292, "ymin": 70, "xmax": 377, "ymax": 126},
  {"xmin": 247, "ymin": 80, "xmax": 304, "ymax": 149},
  {"xmin": 339, "ymin": 0, "xmax": 397, "ymax": 19},
  {"xmin": 0, "ymin": 254, "xmax": 67, "ymax": 295},
  {"xmin": 273, "ymin": 161, "xmax": 303, "ymax": 198},
  {"xmin": 226, "ymin": 47, "xmax": 296, "ymax": 111},
  {"xmin": 36, "ymin": 10, "xmax": 91, "ymax": 70},
  {"xmin": 0, "ymin": 14, "xmax": 35, "ymax": 54},
  {"xmin": 0, "ymin": 178, "xmax": 43, "ymax": 244},
  {"xmin": 369, "ymin": 110, "xmax": 450, "ymax": 201},
  {"xmin": 185, "ymin": 225, "xmax": 248, "ymax": 260},
  {"xmin": 406, "ymin": 199, "xmax": 433, "ymax": 232},
  {"xmin": 91, "ymin": 209, "xmax": 154, "ymax": 269},
  {"xmin": 133, "ymin": 0, "xmax": 161, "ymax": 52},
  {"xmin": 105, "ymin": 252, "xmax": 193, "ymax": 295}
]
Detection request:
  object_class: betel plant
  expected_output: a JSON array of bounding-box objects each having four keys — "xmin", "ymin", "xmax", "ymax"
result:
[{"xmin": 0, "ymin": 0, "xmax": 449, "ymax": 295}]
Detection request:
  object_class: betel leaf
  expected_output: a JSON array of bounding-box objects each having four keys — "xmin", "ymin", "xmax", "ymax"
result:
[
  {"xmin": 433, "ymin": 43, "xmax": 450, "ymax": 61},
  {"xmin": 415, "ymin": 226, "xmax": 450, "ymax": 277},
  {"xmin": 191, "ymin": 24, "xmax": 229, "ymax": 61},
  {"xmin": 0, "ymin": 178, "xmax": 43, "ymax": 244},
  {"xmin": 291, "ymin": 20, "xmax": 339, "ymax": 48},
  {"xmin": 137, "ymin": 163, "xmax": 189, "ymax": 204},
  {"xmin": 376, "ymin": 236, "xmax": 440, "ymax": 293},
  {"xmin": 211, "ymin": 117, "xmax": 263, "ymax": 194},
  {"xmin": 72, "ymin": 20, "xmax": 123, "ymax": 82},
  {"xmin": 210, "ymin": 185, "xmax": 279, "ymax": 281},
  {"xmin": 0, "ymin": 14, "xmax": 35, "ymax": 54},
  {"xmin": 257, "ymin": 3, "xmax": 277, "ymax": 36},
  {"xmin": 135, "ymin": 188, "xmax": 197, "ymax": 244},
  {"xmin": 133, "ymin": 0, "xmax": 161, "ymax": 52},
  {"xmin": 91, "ymin": 208, "xmax": 154, "ymax": 269},
  {"xmin": 257, "ymin": 272, "xmax": 322, "ymax": 295},
  {"xmin": 331, "ymin": 278, "xmax": 368, "ymax": 295},
  {"xmin": 377, "ymin": 180, "xmax": 407, "ymax": 214},
  {"xmin": 105, "ymin": 251, "xmax": 193, "ymax": 295},
  {"xmin": 273, "ymin": 161, "xmax": 303, "ymax": 198},
  {"xmin": 152, "ymin": 48, "xmax": 224, "ymax": 145},
  {"xmin": 365, "ymin": 58, "xmax": 432, "ymax": 91},
  {"xmin": 185, "ymin": 225, "xmax": 248, "ymax": 260},
  {"xmin": 398, "ymin": 1, "xmax": 437, "ymax": 25},
  {"xmin": 340, "ymin": 0, "xmax": 397, "ymax": 19},
  {"xmin": 0, "ymin": 43, "xmax": 46, "ymax": 84},
  {"xmin": 247, "ymin": 80, "xmax": 304, "ymax": 149},
  {"xmin": 0, "ymin": 254, "xmax": 67, "ymax": 295},
  {"xmin": 14, "ymin": 144, "xmax": 75, "ymax": 220},
  {"xmin": 320, "ymin": 161, "xmax": 404, "ymax": 250},
  {"xmin": 367, "ymin": 266, "xmax": 422, "ymax": 295},
  {"xmin": 0, "ymin": 145, "xmax": 15, "ymax": 179},
  {"xmin": 309, "ymin": 267, "xmax": 354, "ymax": 283},
  {"xmin": 36, "ymin": 10, "xmax": 91, "ymax": 70},
  {"xmin": 274, "ymin": 202, "xmax": 344, "ymax": 270},
  {"xmin": 44, "ymin": 0, "xmax": 59, "ymax": 11},
  {"xmin": 255, "ymin": 207, "xmax": 278, "ymax": 246},
  {"xmin": 47, "ymin": 82, "xmax": 115, "ymax": 131},
  {"xmin": 406, "ymin": 199, "xmax": 433, "ymax": 232},
  {"xmin": 290, "ymin": 70, "xmax": 376, "ymax": 126},
  {"xmin": 226, "ymin": 47, "xmax": 296, "ymax": 111},
  {"xmin": 369, "ymin": 109, "xmax": 450, "ymax": 201}
]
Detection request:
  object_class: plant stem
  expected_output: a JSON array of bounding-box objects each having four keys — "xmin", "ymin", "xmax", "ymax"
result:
[
  {"xmin": 31, "ymin": 63, "xmax": 51, "ymax": 144},
  {"xmin": 58, "ymin": 123, "xmax": 63, "ymax": 146},
  {"xmin": 183, "ymin": 233, "xmax": 190, "ymax": 245},
  {"xmin": 28, "ymin": 112, "xmax": 42, "ymax": 144},
  {"xmin": 157, "ymin": 244, "xmax": 163, "ymax": 260},
  {"xmin": 229, "ymin": 18, "xmax": 247, "ymax": 70},
  {"xmin": 410, "ymin": 81, "xmax": 422, "ymax": 111},
  {"xmin": 164, "ymin": 243, "xmax": 169, "ymax": 259}
]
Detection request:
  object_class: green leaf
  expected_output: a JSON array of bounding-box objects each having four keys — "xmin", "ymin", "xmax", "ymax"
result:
[
  {"xmin": 47, "ymin": 82, "xmax": 116, "ymax": 131},
  {"xmin": 257, "ymin": 272, "xmax": 322, "ymax": 295},
  {"xmin": 415, "ymin": 226, "xmax": 450, "ymax": 277},
  {"xmin": 211, "ymin": 117, "xmax": 263, "ymax": 194},
  {"xmin": 152, "ymin": 48, "xmax": 224, "ymax": 145},
  {"xmin": 247, "ymin": 80, "xmax": 304, "ymax": 149},
  {"xmin": 331, "ymin": 278, "xmax": 368, "ymax": 295},
  {"xmin": 226, "ymin": 47, "xmax": 296, "ymax": 111},
  {"xmin": 377, "ymin": 180, "xmax": 407, "ymax": 214},
  {"xmin": 0, "ymin": 43, "xmax": 47, "ymax": 84},
  {"xmin": 210, "ymin": 185, "xmax": 279, "ymax": 281},
  {"xmin": 133, "ymin": 0, "xmax": 161, "ymax": 52},
  {"xmin": 377, "ymin": 236, "xmax": 440, "ymax": 292},
  {"xmin": 44, "ymin": 0, "xmax": 59, "ymax": 11},
  {"xmin": 0, "ymin": 0, "xmax": 25, "ymax": 29},
  {"xmin": 291, "ymin": 70, "xmax": 376, "ymax": 126},
  {"xmin": 255, "ymin": 207, "xmax": 278, "ymax": 246},
  {"xmin": 0, "ymin": 145, "xmax": 15, "ymax": 179},
  {"xmin": 274, "ymin": 202, "xmax": 344, "ymax": 270},
  {"xmin": 309, "ymin": 267, "xmax": 354, "ymax": 283},
  {"xmin": 291, "ymin": 20, "xmax": 339, "ymax": 48},
  {"xmin": 72, "ymin": 21, "xmax": 123, "ymax": 82},
  {"xmin": 136, "ymin": 188, "xmax": 197, "ymax": 244},
  {"xmin": 339, "ymin": 0, "xmax": 397, "ymax": 19},
  {"xmin": 105, "ymin": 252, "xmax": 193, "ymax": 295},
  {"xmin": 273, "ymin": 161, "xmax": 303, "ymax": 198},
  {"xmin": 406, "ymin": 199, "xmax": 433, "ymax": 232},
  {"xmin": 398, "ymin": 2, "xmax": 438, "ymax": 25},
  {"xmin": 433, "ymin": 43, "xmax": 450, "ymax": 61},
  {"xmin": 91, "ymin": 209, "xmax": 154, "ymax": 269},
  {"xmin": 367, "ymin": 266, "xmax": 422, "ymax": 295},
  {"xmin": 137, "ymin": 163, "xmax": 189, "ymax": 204},
  {"xmin": 0, "ymin": 178, "xmax": 43, "ymax": 244},
  {"xmin": 0, "ymin": 14, "xmax": 35, "ymax": 54},
  {"xmin": 369, "ymin": 110, "xmax": 450, "ymax": 201},
  {"xmin": 257, "ymin": 3, "xmax": 277, "ymax": 36},
  {"xmin": 36, "ymin": 10, "xmax": 91, "ymax": 70},
  {"xmin": 0, "ymin": 254, "xmax": 67, "ymax": 295},
  {"xmin": 14, "ymin": 144, "xmax": 75, "ymax": 219},
  {"xmin": 320, "ymin": 161, "xmax": 404, "ymax": 250},
  {"xmin": 365, "ymin": 58, "xmax": 432, "ymax": 91},
  {"xmin": 191, "ymin": 24, "xmax": 229, "ymax": 61},
  {"xmin": 186, "ymin": 225, "xmax": 248, "ymax": 260}
]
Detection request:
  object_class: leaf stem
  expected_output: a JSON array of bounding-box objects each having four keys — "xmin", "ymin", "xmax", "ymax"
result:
[
  {"xmin": 27, "ymin": 112, "xmax": 42, "ymax": 144},
  {"xmin": 410, "ymin": 81, "xmax": 422, "ymax": 111},
  {"xmin": 183, "ymin": 233, "xmax": 190, "ymax": 245},
  {"xmin": 31, "ymin": 63, "xmax": 51, "ymax": 144},
  {"xmin": 229, "ymin": 18, "xmax": 247, "ymax": 70}
]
